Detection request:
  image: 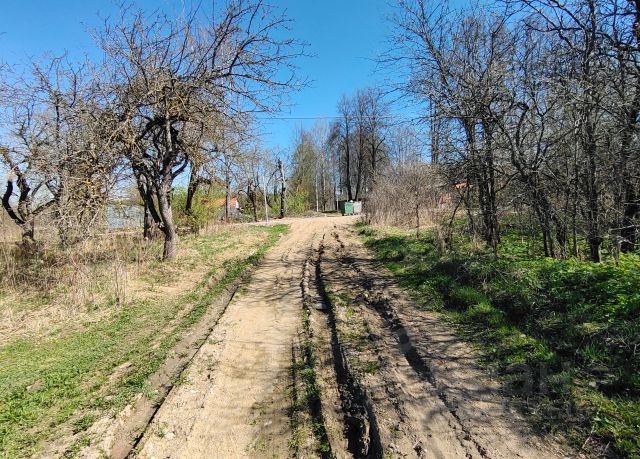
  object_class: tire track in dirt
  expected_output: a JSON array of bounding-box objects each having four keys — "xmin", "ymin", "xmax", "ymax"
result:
[
  {"xmin": 295, "ymin": 241, "xmax": 334, "ymax": 459},
  {"xmin": 87, "ymin": 217, "xmax": 571, "ymax": 459},
  {"xmin": 327, "ymin": 225, "xmax": 571, "ymax": 459},
  {"xmin": 314, "ymin": 238, "xmax": 384, "ymax": 458},
  {"xmin": 330, "ymin": 229, "xmax": 486, "ymax": 458},
  {"xmin": 320, "ymin": 227, "xmax": 474, "ymax": 458},
  {"xmin": 298, "ymin": 233, "xmax": 383, "ymax": 459},
  {"xmin": 80, "ymin": 260, "xmax": 257, "ymax": 459}
]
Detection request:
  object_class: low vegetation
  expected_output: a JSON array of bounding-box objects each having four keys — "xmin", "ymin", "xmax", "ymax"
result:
[
  {"xmin": 290, "ymin": 295, "xmax": 332, "ymax": 458},
  {"xmin": 359, "ymin": 223, "xmax": 640, "ymax": 458},
  {"xmin": 0, "ymin": 224, "xmax": 287, "ymax": 457}
]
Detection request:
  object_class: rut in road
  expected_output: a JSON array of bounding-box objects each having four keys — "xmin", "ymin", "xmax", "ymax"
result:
[
  {"xmin": 328, "ymin": 228, "xmax": 486, "ymax": 457},
  {"xmin": 98, "ymin": 217, "xmax": 570, "ymax": 459},
  {"xmin": 317, "ymin": 227, "xmax": 475, "ymax": 458},
  {"xmin": 318, "ymin": 225, "xmax": 570, "ymax": 459},
  {"xmin": 302, "ymin": 235, "xmax": 383, "ymax": 458}
]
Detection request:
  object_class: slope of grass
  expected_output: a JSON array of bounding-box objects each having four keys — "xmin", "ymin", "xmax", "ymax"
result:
[
  {"xmin": 0, "ymin": 224, "xmax": 287, "ymax": 457},
  {"xmin": 359, "ymin": 224, "xmax": 639, "ymax": 458}
]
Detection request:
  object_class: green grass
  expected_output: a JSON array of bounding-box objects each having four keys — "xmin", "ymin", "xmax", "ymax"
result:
[
  {"xmin": 0, "ymin": 224, "xmax": 287, "ymax": 458},
  {"xmin": 358, "ymin": 223, "xmax": 640, "ymax": 458},
  {"xmin": 289, "ymin": 287, "xmax": 332, "ymax": 458}
]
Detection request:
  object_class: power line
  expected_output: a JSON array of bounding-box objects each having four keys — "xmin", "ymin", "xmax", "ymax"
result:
[
  {"xmin": 259, "ymin": 116, "xmax": 341, "ymax": 120},
  {"xmin": 256, "ymin": 115, "xmax": 421, "ymax": 121}
]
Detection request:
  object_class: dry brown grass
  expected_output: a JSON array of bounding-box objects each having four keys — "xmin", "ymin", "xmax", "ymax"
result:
[
  {"xmin": 0, "ymin": 229, "xmax": 155, "ymax": 344},
  {"xmin": 0, "ymin": 221, "xmax": 258, "ymax": 346},
  {"xmin": 0, "ymin": 221, "xmax": 289, "ymax": 458}
]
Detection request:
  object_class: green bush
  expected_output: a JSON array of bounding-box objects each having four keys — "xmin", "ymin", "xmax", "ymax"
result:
[
  {"xmin": 448, "ymin": 285, "xmax": 488, "ymax": 310},
  {"xmin": 286, "ymin": 187, "xmax": 310, "ymax": 215},
  {"xmin": 172, "ymin": 187, "xmax": 225, "ymax": 229}
]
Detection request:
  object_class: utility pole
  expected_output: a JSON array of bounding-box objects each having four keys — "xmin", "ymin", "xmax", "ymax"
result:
[
  {"xmin": 262, "ymin": 172, "xmax": 269, "ymax": 224},
  {"xmin": 315, "ymin": 170, "xmax": 319, "ymax": 213},
  {"xmin": 225, "ymin": 156, "xmax": 231, "ymax": 223},
  {"xmin": 277, "ymin": 158, "xmax": 286, "ymax": 218}
]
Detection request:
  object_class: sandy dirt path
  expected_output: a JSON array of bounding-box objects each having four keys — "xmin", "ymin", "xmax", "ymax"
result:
[
  {"xmin": 137, "ymin": 217, "xmax": 327, "ymax": 458},
  {"xmin": 134, "ymin": 216, "xmax": 570, "ymax": 459}
]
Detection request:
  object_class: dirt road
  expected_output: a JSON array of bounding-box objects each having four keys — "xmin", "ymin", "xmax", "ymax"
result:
[{"xmin": 134, "ymin": 216, "xmax": 569, "ymax": 458}]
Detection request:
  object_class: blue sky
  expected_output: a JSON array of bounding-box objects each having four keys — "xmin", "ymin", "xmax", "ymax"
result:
[{"xmin": 0, "ymin": 0, "xmax": 393, "ymax": 155}]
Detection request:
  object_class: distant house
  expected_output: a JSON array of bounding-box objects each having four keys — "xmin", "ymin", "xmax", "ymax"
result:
[
  {"xmin": 438, "ymin": 182, "xmax": 469, "ymax": 209},
  {"xmin": 212, "ymin": 196, "xmax": 240, "ymax": 214}
]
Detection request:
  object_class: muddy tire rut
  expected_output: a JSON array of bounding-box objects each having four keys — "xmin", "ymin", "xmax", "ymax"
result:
[
  {"xmin": 319, "ymin": 228, "xmax": 472, "ymax": 458},
  {"xmin": 307, "ymin": 237, "xmax": 383, "ymax": 459}
]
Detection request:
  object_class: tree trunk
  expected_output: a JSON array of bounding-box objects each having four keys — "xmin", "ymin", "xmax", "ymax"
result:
[
  {"xmin": 620, "ymin": 191, "xmax": 639, "ymax": 252},
  {"xmin": 262, "ymin": 172, "xmax": 269, "ymax": 223},
  {"xmin": 163, "ymin": 223, "xmax": 178, "ymax": 260},
  {"xmin": 583, "ymin": 119, "xmax": 602, "ymax": 262},
  {"xmin": 2, "ymin": 177, "xmax": 37, "ymax": 246},
  {"xmin": 249, "ymin": 184, "xmax": 258, "ymax": 222},
  {"xmin": 321, "ymin": 158, "xmax": 327, "ymax": 211},
  {"xmin": 354, "ymin": 131, "xmax": 365, "ymax": 201},
  {"xmin": 481, "ymin": 124, "xmax": 500, "ymax": 254},
  {"xmin": 344, "ymin": 130, "xmax": 354, "ymax": 201},
  {"xmin": 415, "ymin": 195, "xmax": 420, "ymax": 238},
  {"xmin": 278, "ymin": 158, "xmax": 287, "ymax": 218},
  {"xmin": 143, "ymin": 201, "xmax": 153, "ymax": 240},
  {"xmin": 464, "ymin": 119, "xmax": 499, "ymax": 251},
  {"xmin": 157, "ymin": 186, "xmax": 177, "ymax": 261},
  {"xmin": 20, "ymin": 220, "xmax": 35, "ymax": 246},
  {"xmin": 135, "ymin": 170, "xmax": 163, "ymax": 239},
  {"xmin": 185, "ymin": 163, "xmax": 200, "ymax": 215},
  {"xmin": 225, "ymin": 162, "xmax": 231, "ymax": 223},
  {"xmin": 315, "ymin": 172, "xmax": 319, "ymax": 212},
  {"xmin": 618, "ymin": 104, "xmax": 640, "ymax": 252}
]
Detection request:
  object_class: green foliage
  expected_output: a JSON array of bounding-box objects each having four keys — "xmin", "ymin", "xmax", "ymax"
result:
[
  {"xmin": 290, "ymin": 280, "xmax": 332, "ymax": 458},
  {"xmin": 172, "ymin": 186, "xmax": 225, "ymax": 229},
  {"xmin": 290, "ymin": 133, "xmax": 320, "ymax": 211},
  {"xmin": 286, "ymin": 187, "xmax": 310, "ymax": 215},
  {"xmin": 360, "ymin": 224, "xmax": 640, "ymax": 458}
]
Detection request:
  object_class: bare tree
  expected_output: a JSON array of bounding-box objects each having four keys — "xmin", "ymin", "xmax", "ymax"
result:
[
  {"xmin": 98, "ymin": 1, "xmax": 303, "ymax": 259},
  {"xmin": 1, "ymin": 58, "xmax": 118, "ymax": 246},
  {"xmin": 0, "ymin": 147, "xmax": 58, "ymax": 245},
  {"xmin": 236, "ymin": 145, "xmax": 272, "ymax": 222},
  {"xmin": 357, "ymin": 88, "xmax": 390, "ymax": 192},
  {"xmin": 388, "ymin": 1, "xmax": 515, "ymax": 253},
  {"xmin": 330, "ymin": 96, "xmax": 355, "ymax": 201},
  {"xmin": 383, "ymin": 0, "xmax": 640, "ymax": 262}
]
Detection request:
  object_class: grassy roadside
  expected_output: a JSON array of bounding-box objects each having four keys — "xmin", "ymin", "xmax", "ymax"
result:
[
  {"xmin": 0, "ymin": 224, "xmax": 288, "ymax": 458},
  {"xmin": 358, "ymin": 224, "xmax": 639, "ymax": 458}
]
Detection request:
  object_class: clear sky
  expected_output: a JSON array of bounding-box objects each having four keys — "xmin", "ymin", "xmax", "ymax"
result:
[{"xmin": 0, "ymin": 0, "xmax": 393, "ymax": 155}]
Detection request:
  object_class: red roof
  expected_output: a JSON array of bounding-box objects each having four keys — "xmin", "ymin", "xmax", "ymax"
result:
[{"xmin": 213, "ymin": 197, "xmax": 239, "ymax": 208}]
